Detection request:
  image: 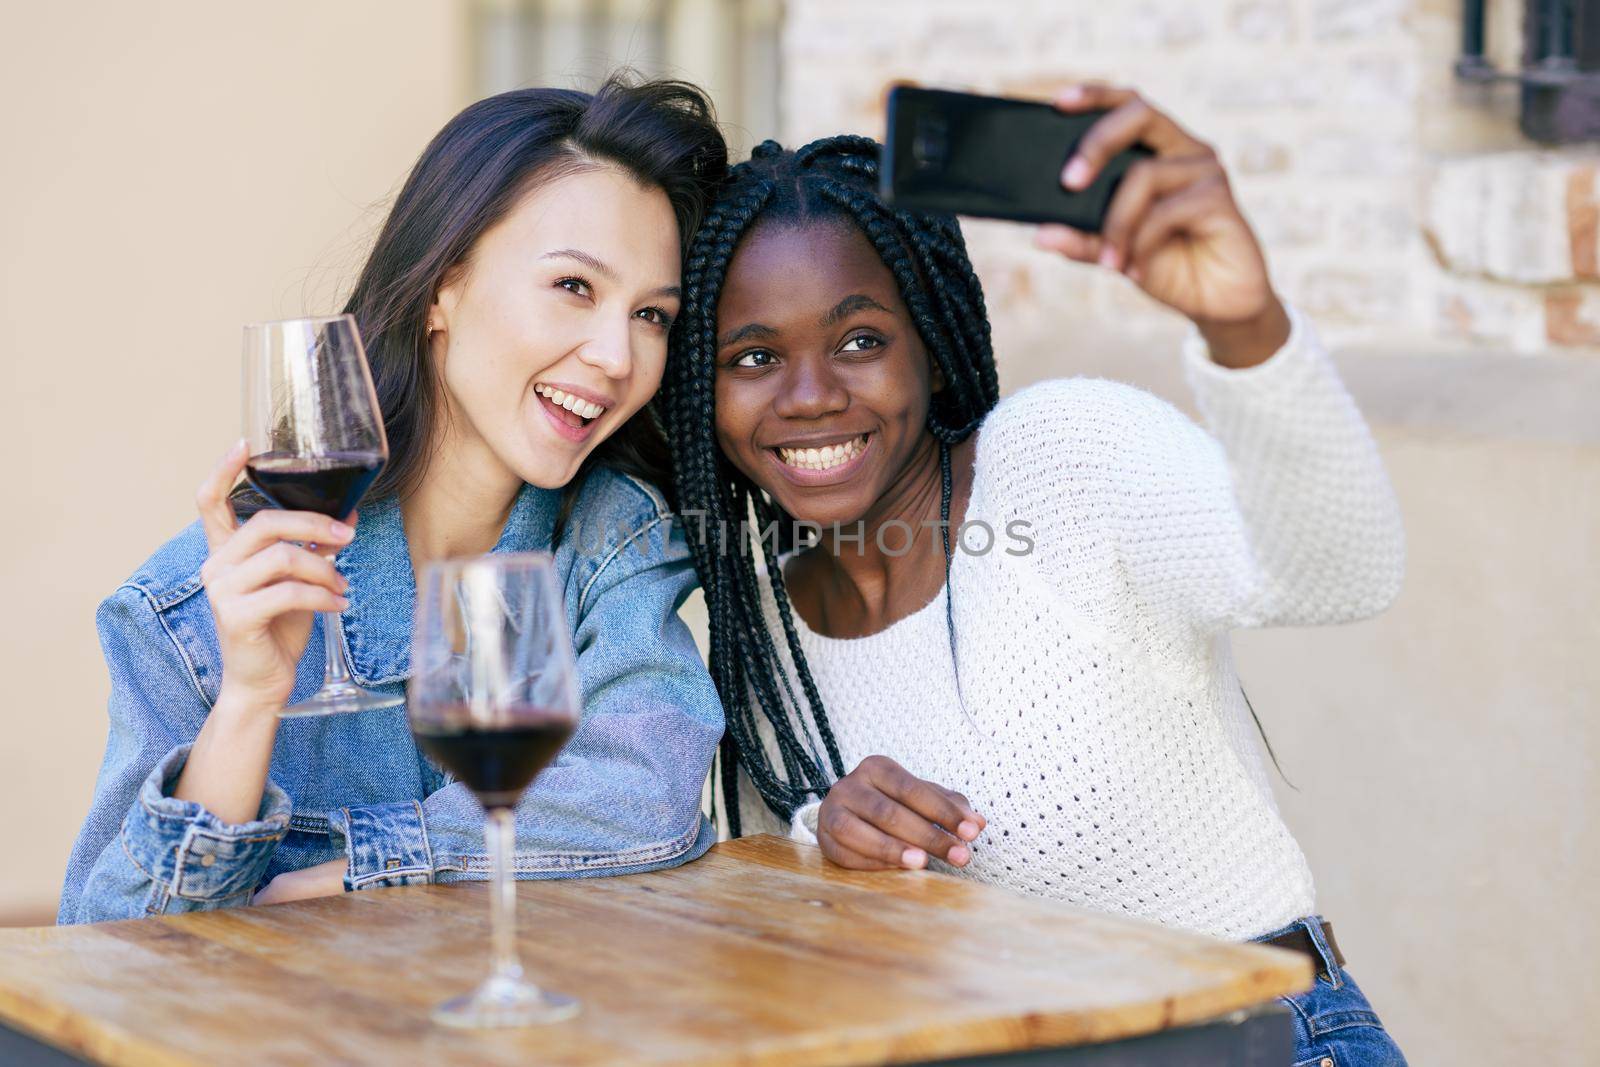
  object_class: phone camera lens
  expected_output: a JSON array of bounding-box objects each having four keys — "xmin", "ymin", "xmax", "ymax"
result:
[{"xmin": 913, "ymin": 117, "xmax": 948, "ymax": 168}]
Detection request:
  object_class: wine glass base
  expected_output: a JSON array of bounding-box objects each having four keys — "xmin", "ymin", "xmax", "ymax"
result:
[
  {"xmin": 280, "ymin": 682, "xmax": 404, "ymax": 718},
  {"xmin": 431, "ymin": 974, "xmax": 579, "ymax": 1029}
]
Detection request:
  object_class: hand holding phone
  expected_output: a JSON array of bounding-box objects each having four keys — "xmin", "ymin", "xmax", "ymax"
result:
[
  {"xmin": 884, "ymin": 83, "xmax": 1288, "ymax": 365},
  {"xmin": 883, "ymin": 85, "xmax": 1149, "ymax": 232}
]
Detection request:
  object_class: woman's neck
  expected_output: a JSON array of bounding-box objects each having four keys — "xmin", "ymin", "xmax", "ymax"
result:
[
  {"xmin": 789, "ymin": 431, "xmax": 977, "ymax": 638},
  {"xmin": 400, "ymin": 424, "xmax": 522, "ymax": 573}
]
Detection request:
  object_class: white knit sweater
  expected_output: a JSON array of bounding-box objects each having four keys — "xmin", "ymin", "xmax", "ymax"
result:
[{"xmin": 734, "ymin": 306, "xmax": 1405, "ymax": 942}]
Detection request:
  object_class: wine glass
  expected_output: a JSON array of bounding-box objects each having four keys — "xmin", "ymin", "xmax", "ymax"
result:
[
  {"xmin": 242, "ymin": 314, "xmax": 400, "ymax": 717},
  {"xmin": 409, "ymin": 553, "xmax": 583, "ymax": 1028}
]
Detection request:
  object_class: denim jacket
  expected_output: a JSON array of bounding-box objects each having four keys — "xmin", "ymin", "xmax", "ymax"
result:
[{"xmin": 59, "ymin": 468, "xmax": 723, "ymax": 924}]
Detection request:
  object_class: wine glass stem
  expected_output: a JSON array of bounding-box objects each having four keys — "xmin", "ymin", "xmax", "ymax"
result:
[
  {"xmin": 486, "ymin": 806, "xmax": 524, "ymax": 984},
  {"xmin": 321, "ymin": 611, "xmax": 356, "ymax": 689}
]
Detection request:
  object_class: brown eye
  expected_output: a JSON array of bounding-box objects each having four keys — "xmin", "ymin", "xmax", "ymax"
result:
[
  {"xmin": 841, "ymin": 334, "xmax": 883, "ymax": 353},
  {"xmin": 733, "ymin": 349, "xmax": 775, "ymax": 369},
  {"xmin": 556, "ymin": 277, "xmax": 592, "ymax": 298}
]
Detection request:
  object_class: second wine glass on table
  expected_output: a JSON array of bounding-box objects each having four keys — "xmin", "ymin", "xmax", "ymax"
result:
[
  {"xmin": 409, "ymin": 552, "xmax": 583, "ymax": 1029},
  {"xmin": 242, "ymin": 313, "xmax": 398, "ymax": 716}
]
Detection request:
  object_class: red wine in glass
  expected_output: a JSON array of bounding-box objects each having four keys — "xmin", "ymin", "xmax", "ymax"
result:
[
  {"xmin": 245, "ymin": 451, "xmax": 384, "ymax": 519},
  {"xmin": 243, "ymin": 314, "xmax": 397, "ymax": 717},
  {"xmin": 409, "ymin": 552, "xmax": 583, "ymax": 1028},
  {"xmin": 414, "ymin": 711, "xmax": 575, "ymax": 811}
]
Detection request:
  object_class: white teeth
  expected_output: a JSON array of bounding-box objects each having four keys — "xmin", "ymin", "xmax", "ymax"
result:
[
  {"xmin": 777, "ymin": 435, "xmax": 868, "ymax": 471},
  {"xmin": 535, "ymin": 384, "xmax": 605, "ymax": 420},
  {"xmin": 561, "ymin": 396, "xmax": 602, "ymax": 419}
]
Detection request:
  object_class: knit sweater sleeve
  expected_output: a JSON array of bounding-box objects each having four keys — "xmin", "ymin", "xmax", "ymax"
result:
[{"xmin": 976, "ymin": 304, "xmax": 1404, "ymax": 633}]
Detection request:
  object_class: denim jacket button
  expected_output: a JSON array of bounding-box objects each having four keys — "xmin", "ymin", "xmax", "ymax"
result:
[
  {"xmin": 1320, "ymin": 1058, "xmax": 1333, "ymax": 1067},
  {"xmin": 199, "ymin": 854, "xmax": 216, "ymax": 868}
]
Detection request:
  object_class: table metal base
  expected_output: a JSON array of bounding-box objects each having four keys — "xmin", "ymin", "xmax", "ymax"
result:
[
  {"xmin": 0, "ymin": 1005, "xmax": 1291, "ymax": 1066},
  {"xmin": 926, "ymin": 1006, "xmax": 1292, "ymax": 1066},
  {"xmin": 0, "ymin": 1020, "xmax": 92, "ymax": 1066}
]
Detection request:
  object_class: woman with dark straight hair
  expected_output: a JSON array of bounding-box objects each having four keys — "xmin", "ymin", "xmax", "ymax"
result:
[{"xmin": 61, "ymin": 74, "xmax": 729, "ymax": 923}]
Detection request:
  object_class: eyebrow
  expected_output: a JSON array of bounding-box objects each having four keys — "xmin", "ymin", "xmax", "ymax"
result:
[
  {"xmin": 718, "ymin": 322, "xmax": 780, "ymax": 349},
  {"xmin": 542, "ymin": 248, "xmax": 680, "ymax": 301},
  {"xmin": 820, "ymin": 293, "xmax": 891, "ymax": 327},
  {"xmin": 718, "ymin": 293, "xmax": 893, "ymax": 350}
]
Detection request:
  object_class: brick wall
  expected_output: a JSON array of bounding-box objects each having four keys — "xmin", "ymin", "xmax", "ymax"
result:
[{"xmin": 780, "ymin": 0, "xmax": 1599, "ymax": 361}]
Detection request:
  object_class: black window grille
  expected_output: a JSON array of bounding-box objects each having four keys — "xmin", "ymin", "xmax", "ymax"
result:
[{"xmin": 1457, "ymin": 0, "xmax": 1600, "ymax": 141}]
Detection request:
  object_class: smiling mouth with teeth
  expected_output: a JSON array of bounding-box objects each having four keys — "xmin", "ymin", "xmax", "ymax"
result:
[
  {"xmin": 775, "ymin": 434, "xmax": 869, "ymax": 471},
  {"xmin": 534, "ymin": 383, "xmax": 607, "ymax": 426}
]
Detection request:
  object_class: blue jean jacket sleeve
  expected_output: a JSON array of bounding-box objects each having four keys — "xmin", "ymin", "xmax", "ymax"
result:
[
  {"xmin": 330, "ymin": 499, "xmax": 724, "ymax": 889},
  {"xmin": 59, "ymin": 587, "xmax": 293, "ymax": 923}
]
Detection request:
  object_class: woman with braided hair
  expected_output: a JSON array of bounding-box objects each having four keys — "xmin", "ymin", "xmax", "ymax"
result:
[{"xmin": 660, "ymin": 84, "xmax": 1408, "ymax": 1065}]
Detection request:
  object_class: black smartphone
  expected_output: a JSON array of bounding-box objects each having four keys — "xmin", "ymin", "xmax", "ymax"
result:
[{"xmin": 881, "ymin": 86, "xmax": 1152, "ymax": 232}]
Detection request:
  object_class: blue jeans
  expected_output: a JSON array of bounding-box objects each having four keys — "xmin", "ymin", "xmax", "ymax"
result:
[{"xmin": 1253, "ymin": 917, "xmax": 1409, "ymax": 1066}]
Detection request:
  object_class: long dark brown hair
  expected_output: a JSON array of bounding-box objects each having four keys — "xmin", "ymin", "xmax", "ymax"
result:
[{"xmin": 238, "ymin": 74, "xmax": 727, "ymax": 518}]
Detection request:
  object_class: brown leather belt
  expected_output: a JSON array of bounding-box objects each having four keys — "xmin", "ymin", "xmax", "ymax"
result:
[{"xmin": 1263, "ymin": 920, "xmax": 1345, "ymax": 977}]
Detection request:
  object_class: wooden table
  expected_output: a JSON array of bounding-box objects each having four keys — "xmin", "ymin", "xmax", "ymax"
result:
[{"xmin": 0, "ymin": 835, "xmax": 1310, "ymax": 1066}]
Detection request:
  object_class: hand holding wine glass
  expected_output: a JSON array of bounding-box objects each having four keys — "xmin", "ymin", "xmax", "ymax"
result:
[
  {"xmin": 195, "ymin": 440, "xmax": 354, "ymax": 716},
  {"xmin": 173, "ymin": 315, "xmax": 390, "ymax": 828},
  {"xmin": 241, "ymin": 314, "xmax": 398, "ymax": 716},
  {"xmin": 410, "ymin": 553, "xmax": 583, "ymax": 1029},
  {"xmin": 177, "ymin": 440, "xmax": 358, "ymax": 829}
]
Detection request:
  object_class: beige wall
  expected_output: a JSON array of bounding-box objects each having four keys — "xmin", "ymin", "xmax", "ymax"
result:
[
  {"xmin": 1248, "ymin": 426, "xmax": 1600, "ymax": 1066},
  {"xmin": 0, "ymin": 1, "xmax": 471, "ymax": 923}
]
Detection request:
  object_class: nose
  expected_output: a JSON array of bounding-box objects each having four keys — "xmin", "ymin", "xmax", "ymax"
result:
[
  {"xmin": 773, "ymin": 352, "xmax": 850, "ymax": 421},
  {"xmin": 577, "ymin": 312, "xmax": 634, "ymax": 380}
]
